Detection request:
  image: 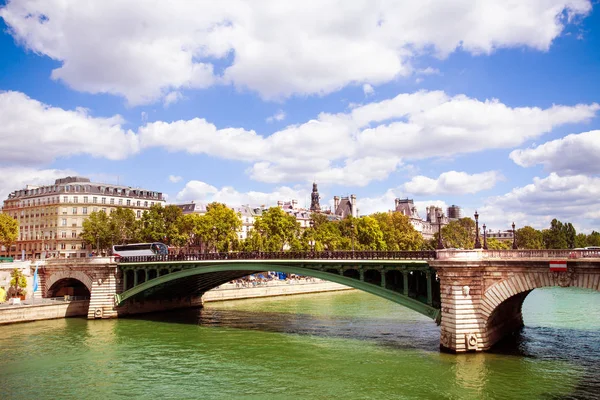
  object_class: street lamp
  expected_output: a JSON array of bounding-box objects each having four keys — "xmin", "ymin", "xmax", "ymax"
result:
[
  {"xmin": 474, "ymin": 211, "xmax": 482, "ymax": 249},
  {"xmin": 483, "ymin": 223, "xmax": 488, "ymax": 250},
  {"xmin": 309, "ymin": 220, "xmax": 315, "ymax": 252},
  {"xmin": 436, "ymin": 214, "xmax": 444, "ymax": 250},
  {"xmin": 512, "ymin": 222, "xmax": 517, "ymax": 249}
]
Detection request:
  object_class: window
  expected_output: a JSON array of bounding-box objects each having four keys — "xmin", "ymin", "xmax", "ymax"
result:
[
  {"xmin": 82, "ymin": 207, "xmax": 88, "ymax": 215},
  {"xmin": 63, "ymin": 196, "xmax": 68, "ymax": 203},
  {"xmin": 126, "ymin": 199, "xmax": 131, "ymax": 206},
  {"xmin": 72, "ymin": 231, "xmax": 77, "ymax": 238},
  {"xmin": 72, "ymin": 207, "xmax": 77, "ymax": 214},
  {"xmin": 61, "ymin": 231, "xmax": 67, "ymax": 238},
  {"xmin": 118, "ymin": 199, "xmax": 123, "ymax": 205},
  {"xmin": 93, "ymin": 207, "xmax": 98, "ymax": 212},
  {"xmin": 144, "ymin": 201, "xmax": 148, "ymax": 207},
  {"xmin": 61, "ymin": 218, "xmax": 67, "ymax": 226},
  {"xmin": 151, "ymin": 202, "xmax": 154, "ymax": 207},
  {"xmin": 73, "ymin": 196, "xmax": 78, "ymax": 203},
  {"xmin": 101, "ymin": 197, "xmax": 106, "ymax": 204},
  {"xmin": 71, "ymin": 244, "xmax": 77, "ymax": 250},
  {"xmin": 110, "ymin": 198, "xmax": 115, "ymax": 205},
  {"xmin": 137, "ymin": 201, "xmax": 141, "ymax": 207},
  {"xmin": 93, "ymin": 197, "xmax": 97, "ymax": 203},
  {"xmin": 60, "ymin": 243, "xmax": 66, "ymax": 249},
  {"xmin": 83, "ymin": 196, "xmax": 88, "ymax": 203},
  {"xmin": 137, "ymin": 210, "xmax": 141, "ymax": 218}
]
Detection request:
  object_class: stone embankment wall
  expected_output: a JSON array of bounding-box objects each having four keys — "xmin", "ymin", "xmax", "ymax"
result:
[
  {"xmin": 203, "ymin": 281, "xmax": 351, "ymax": 302},
  {"xmin": 0, "ymin": 300, "xmax": 89, "ymax": 325}
]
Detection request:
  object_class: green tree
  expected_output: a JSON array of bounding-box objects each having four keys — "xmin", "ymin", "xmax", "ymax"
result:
[
  {"xmin": 356, "ymin": 216, "xmax": 386, "ymax": 250},
  {"xmin": 486, "ymin": 237, "xmax": 512, "ymax": 250},
  {"xmin": 441, "ymin": 218, "xmax": 475, "ymax": 249},
  {"xmin": 81, "ymin": 210, "xmax": 112, "ymax": 253},
  {"xmin": 515, "ymin": 226, "xmax": 543, "ymax": 249},
  {"xmin": 543, "ymin": 219, "xmax": 568, "ymax": 249},
  {"xmin": 9, "ymin": 268, "xmax": 27, "ymax": 297},
  {"xmin": 587, "ymin": 231, "xmax": 600, "ymax": 247},
  {"xmin": 574, "ymin": 233, "xmax": 589, "ymax": 248},
  {"xmin": 253, "ymin": 207, "xmax": 299, "ymax": 251},
  {"xmin": 562, "ymin": 222, "xmax": 577, "ymax": 249},
  {"xmin": 371, "ymin": 212, "xmax": 423, "ymax": 250},
  {"xmin": 200, "ymin": 202, "xmax": 242, "ymax": 252},
  {"xmin": 110, "ymin": 207, "xmax": 139, "ymax": 245},
  {"xmin": 0, "ymin": 213, "xmax": 18, "ymax": 253}
]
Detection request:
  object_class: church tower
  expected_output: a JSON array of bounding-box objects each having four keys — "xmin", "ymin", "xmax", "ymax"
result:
[{"xmin": 310, "ymin": 182, "xmax": 321, "ymax": 212}]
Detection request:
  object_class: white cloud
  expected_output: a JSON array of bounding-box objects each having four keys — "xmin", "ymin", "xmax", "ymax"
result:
[
  {"xmin": 175, "ymin": 180, "xmax": 308, "ymax": 207},
  {"xmin": 0, "ymin": 91, "xmax": 138, "ymax": 165},
  {"xmin": 163, "ymin": 91, "xmax": 184, "ymax": 107},
  {"xmin": 138, "ymin": 90, "xmax": 598, "ymax": 185},
  {"xmin": 403, "ymin": 171, "xmax": 502, "ymax": 195},
  {"xmin": 0, "ymin": 167, "xmax": 77, "ymax": 202},
  {"xmin": 266, "ymin": 110, "xmax": 286, "ymax": 123},
  {"xmin": 168, "ymin": 175, "xmax": 182, "ymax": 183},
  {"xmin": 510, "ymin": 130, "xmax": 600, "ymax": 175},
  {"xmin": 0, "ymin": 0, "xmax": 592, "ymax": 104},
  {"xmin": 417, "ymin": 67, "xmax": 440, "ymax": 75},
  {"xmin": 483, "ymin": 173, "xmax": 600, "ymax": 231},
  {"xmin": 363, "ymin": 84, "xmax": 375, "ymax": 96}
]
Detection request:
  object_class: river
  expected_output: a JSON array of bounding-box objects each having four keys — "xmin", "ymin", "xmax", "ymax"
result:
[{"xmin": 0, "ymin": 287, "xmax": 599, "ymax": 399}]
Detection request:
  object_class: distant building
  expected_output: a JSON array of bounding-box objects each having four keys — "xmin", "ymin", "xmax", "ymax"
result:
[
  {"xmin": 333, "ymin": 195, "xmax": 357, "ymax": 219},
  {"xmin": 393, "ymin": 198, "xmax": 454, "ymax": 240},
  {"xmin": 310, "ymin": 182, "xmax": 321, "ymax": 212},
  {"xmin": 486, "ymin": 229, "xmax": 514, "ymax": 243},
  {"xmin": 447, "ymin": 205, "xmax": 462, "ymax": 219},
  {"xmin": 1, "ymin": 176, "xmax": 165, "ymax": 259}
]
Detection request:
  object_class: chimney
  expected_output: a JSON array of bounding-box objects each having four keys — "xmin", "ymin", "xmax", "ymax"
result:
[
  {"xmin": 333, "ymin": 196, "xmax": 340, "ymax": 211},
  {"xmin": 350, "ymin": 194, "xmax": 357, "ymax": 218}
]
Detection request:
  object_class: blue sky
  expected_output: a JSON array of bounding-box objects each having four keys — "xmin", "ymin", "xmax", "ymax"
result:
[{"xmin": 1, "ymin": 0, "xmax": 599, "ymax": 232}]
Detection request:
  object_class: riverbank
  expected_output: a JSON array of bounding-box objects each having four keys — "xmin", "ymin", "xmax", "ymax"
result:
[{"xmin": 0, "ymin": 280, "xmax": 351, "ymax": 325}]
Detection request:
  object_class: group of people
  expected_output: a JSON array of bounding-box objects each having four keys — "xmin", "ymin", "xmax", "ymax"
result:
[{"xmin": 230, "ymin": 272, "xmax": 319, "ymax": 288}]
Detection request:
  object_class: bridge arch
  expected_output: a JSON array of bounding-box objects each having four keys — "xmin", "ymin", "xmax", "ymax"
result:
[
  {"xmin": 45, "ymin": 270, "xmax": 93, "ymax": 298},
  {"xmin": 115, "ymin": 262, "xmax": 440, "ymax": 321},
  {"xmin": 480, "ymin": 270, "xmax": 600, "ymax": 349}
]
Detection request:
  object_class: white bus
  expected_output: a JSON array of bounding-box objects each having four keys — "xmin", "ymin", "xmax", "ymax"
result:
[{"xmin": 112, "ymin": 243, "xmax": 169, "ymax": 257}]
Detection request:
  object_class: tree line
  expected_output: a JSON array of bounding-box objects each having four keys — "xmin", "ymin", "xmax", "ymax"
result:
[{"xmin": 1, "ymin": 203, "xmax": 598, "ymax": 254}]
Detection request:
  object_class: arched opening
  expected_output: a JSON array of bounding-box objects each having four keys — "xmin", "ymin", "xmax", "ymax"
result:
[
  {"xmin": 47, "ymin": 278, "xmax": 90, "ymax": 298},
  {"xmin": 385, "ymin": 270, "xmax": 403, "ymax": 291},
  {"xmin": 136, "ymin": 270, "xmax": 146, "ymax": 285},
  {"xmin": 364, "ymin": 269, "xmax": 381, "ymax": 286},
  {"xmin": 486, "ymin": 290, "xmax": 531, "ymax": 348},
  {"xmin": 125, "ymin": 270, "xmax": 135, "ymax": 290},
  {"xmin": 148, "ymin": 269, "xmax": 158, "ymax": 280},
  {"xmin": 343, "ymin": 269, "xmax": 360, "ymax": 280}
]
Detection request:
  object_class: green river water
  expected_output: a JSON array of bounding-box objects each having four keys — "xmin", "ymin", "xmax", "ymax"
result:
[{"xmin": 0, "ymin": 287, "xmax": 599, "ymax": 399}]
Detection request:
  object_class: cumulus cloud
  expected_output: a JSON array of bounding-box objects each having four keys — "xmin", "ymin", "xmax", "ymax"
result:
[
  {"xmin": 137, "ymin": 90, "xmax": 598, "ymax": 185},
  {"xmin": 510, "ymin": 130, "xmax": 600, "ymax": 175},
  {"xmin": 175, "ymin": 180, "xmax": 308, "ymax": 207},
  {"xmin": 168, "ymin": 175, "xmax": 182, "ymax": 183},
  {"xmin": 0, "ymin": 167, "xmax": 77, "ymax": 202},
  {"xmin": 0, "ymin": 0, "xmax": 592, "ymax": 104},
  {"xmin": 403, "ymin": 171, "xmax": 502, "ymax": 195},
  {"xmin": 0, "ymin": 91, "xmax": 138, "ymax": 165},
  {"xmin": 163, "ymin": 91, "xmax": 184, "ymax": 108},
  {"xmin": 483, "ymin": 173, "xmax": 600, "ymax": 231},
  {"xmin": 363, "ymin": 84, "xmax": 375, "ymax": 96},
  {"xmin": 266, "ymin": 110, "xmax": 286, "ymax": 123},
  {"xmin": 417, "ymin": 67, "xmax": 441, "ymax": 75}
]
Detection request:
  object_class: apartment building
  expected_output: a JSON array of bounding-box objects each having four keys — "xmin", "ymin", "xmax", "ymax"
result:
[{"xmin": 1, "ymin": 176, "xmax": 165, "ymax": 259}]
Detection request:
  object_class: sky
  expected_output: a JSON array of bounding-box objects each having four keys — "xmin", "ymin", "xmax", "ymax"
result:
[{"xmin": 0, "ymin": 0, "xmax": 599, "ymax": 233}]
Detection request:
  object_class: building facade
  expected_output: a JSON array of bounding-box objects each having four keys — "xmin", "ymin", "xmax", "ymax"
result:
[
  {"xmin": 1, "ymin": 176, "xmax": 165, "ymax": 259},
  {"xmin": 394, "ymin": 198, "xmax": 456, "ymax": 240}
]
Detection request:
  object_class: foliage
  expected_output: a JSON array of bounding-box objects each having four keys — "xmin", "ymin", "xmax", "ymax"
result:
[
  {"xmin": 0, "ymin": 286, "xmax": 6, "ymax": 303},
  {"xmin": 543, "ymin": 219, "xmax": 568, "ymax": 249},
  {"xmin": 515, "ymin": 226, "xmax": 543, "ymax": 249},
  {"xmin": 110, "ymin": 207, "xmax": 139, "ymax": 245},
  {"xmin": 0, "ymin": 213, "xmax": 19, "ymax": 250},
  {"xmin": 371, "ymin": 212, "xmax": 423, "ymax": 251},
  {"xmin": 81, "ymin": 211, "xmax": 113, "ymax": 252},
  {"xmin": 9, "ymin": 268, "xmax": 27, "ymax": 297},
  {"xmin": 252, "ymin": 207, "xmax": 299, "ymax": 251},
  {"xmin": 356, "ymin": 216, "xmax": 386, "ymax": 250},
  {"xmin": 486, "ymin": 237, "xmax": 512, "ymax": 250},
  {"xmin": 441, "ymin": 218, "xmax": 475, "ymax": 249},
  {"xmin": 198, "ymin": 202, "xmax": 242, "ymax": 252}
]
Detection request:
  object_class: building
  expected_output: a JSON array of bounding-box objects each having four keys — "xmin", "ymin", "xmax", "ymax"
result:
[
  {"xmin": 447, "ymin": 205, "xmax": 462, "ymax": 219},
  {"xmin": 333, "ymin": 195, "xmax": 357, "ymax": 219},
  {"xmin": 393, "ymin": 198, "xmax": 454, "ymax": 240},
  {"xmin": 485, "ymin": 229, "xmax": 514, "ymax": 243},
  {"xmin": 1, "ymin": 176, "xmax": 165, "ymax": 259}
]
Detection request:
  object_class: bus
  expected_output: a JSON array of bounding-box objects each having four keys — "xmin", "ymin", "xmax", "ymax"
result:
[{"xmin": 112, "ymin": 243, "xmax": 169, "ymax": 258}]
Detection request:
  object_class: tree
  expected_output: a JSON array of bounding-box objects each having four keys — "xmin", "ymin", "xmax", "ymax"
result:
[
  {"xmin": 515, "ymin": 226, "xmax": 543, "ymax": 249},
  {"xmin": 562, "ymin": 222, "xmax": 577, "ymax": 249},
  {"xmin": 201, "ymin": 202, "xmax": 242, "ymax": 252},
  {"xmin": 588, "ymin": 231, "xmax": 600, "ymax": 247},
  {"xmin": 574, "ymin": 233, "xmax": 589, "ymax": 248},
  {"xmin": 81, "ymin": 211, "xmax": 112, "ymax": 253},
  {"xmin": 441, "ymin": 218, "xmax": 475, "ymax": 249},
  {"xmin": 371, "ymin": 212, "xmax": 423, "ymax": 251},
  {"xmin": 110, "ymin": 207, "xmax": 139, "ymax": 245},
  {"xmin": 356, "ymin": 216, "xmax": 386, "ymax": 250},
  {"xmin": 486, "ymin": 238, "xmax": 512, "ymax": 250},
  {"xmin": 252, "ymin": 207, "xmax": 299, "ymax": 251},
  {"xmin": 0, "ymin": 213, "xmax": 18, "ymax": 253},
  {"xmin": 543, "ymin": 219, "xmax": 568, "ymax": 249},
  {"xmin": 9, "ymin": 268, "xmax": 27, "ymax": 297}
]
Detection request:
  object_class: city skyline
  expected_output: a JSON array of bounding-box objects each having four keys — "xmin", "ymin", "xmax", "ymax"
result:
[{"xmin": 1, "ymin": 1, "xmax": 600, "ymax": 232}]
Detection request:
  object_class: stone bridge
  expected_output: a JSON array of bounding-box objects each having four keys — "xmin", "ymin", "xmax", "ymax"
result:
[{"xmin": 32, "ymin": 249, "xmax": 600, "ymax": 352}]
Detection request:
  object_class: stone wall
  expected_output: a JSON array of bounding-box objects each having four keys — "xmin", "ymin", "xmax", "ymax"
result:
[{"xmin": 0, "ymin": 300, "xmax": 89, "ymax": 325}]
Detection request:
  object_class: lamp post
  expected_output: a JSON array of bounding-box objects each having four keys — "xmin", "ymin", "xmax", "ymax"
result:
[
  {"xmin": 309, "ymin": 220, "xmax": 315, "ymax": 252},
  {"xmin": 436, "ymin": 214, "xmax": 444, "ymax": 250},
  {"xmin": 474, "ymin": 211, "xmax": 482, "ymax": 249},
  {"xmin": 512, "ymin": 222, "xmax": 517, "ymax": 249},
  {"xmin": 483, "ymin": 223, "xmax": 488, "ymax": 250}
]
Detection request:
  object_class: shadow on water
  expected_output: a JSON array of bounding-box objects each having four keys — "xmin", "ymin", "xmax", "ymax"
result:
[
  {"xmin": 124, "ymin": 306, "xmax": 441, "ymax": 352},
  {"xmin": 490, "ymin": 326, "xmax": 600, "ymax": 400}
]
